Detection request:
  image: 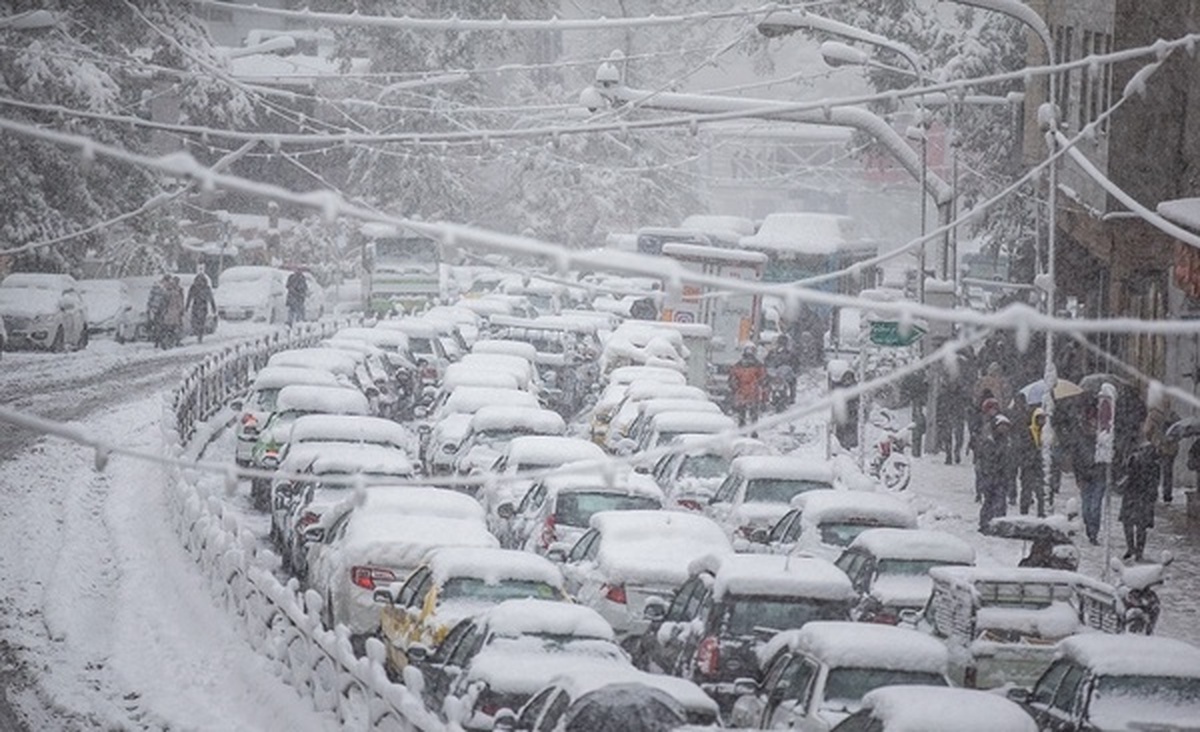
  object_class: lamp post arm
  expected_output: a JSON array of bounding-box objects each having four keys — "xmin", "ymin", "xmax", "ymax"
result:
[
  {"xmin": 761, "ymin": 9, "xmax": 927, "ymax": 81},
  {"xmin": 600, "ymin": 83, "xmax": 953, "ymax": 207}
]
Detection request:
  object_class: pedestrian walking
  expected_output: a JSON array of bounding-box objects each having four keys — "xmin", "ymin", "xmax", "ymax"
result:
[
  {"xmin": 972, "ymin": 396, "xmax": 1001, "ymax": 502},
  {"xmin": 936, "ymin": 356, "xmax": 969, "ymax": 465},
  {"xmin": 728, "ymin": 346, "xmax": 766, "ymax": 428},
  {"xmin": 977, "ymin": 413, "xmax": 1012, "ymax": 532},
  {"xmin": 1066, "ymin": 405, "xmax": 1105, "ymax": 545},
  {"xmin": 1188, "ymin": 437, "xmax": 1200, "ymax": 492},
  {"xmin": 286, "ymin": 268, "xmax": 308, "ymax": 326},
  {"xmin": 162, "ymin": 275, "xmax": 186, "ymax": 349},
  {"xmin": 764, "ymin": 334, "xmax": 798, "ymax": 406},
  {"xmin": 1119, "ymin": 440, "xmax": 1160, "ymax": 561},
  {"xmin": 828, "ymin": 361, "xmax": 860, "ymax": 450},
  {"xmin": 1141, "ymin": 404, "xmax": 1179, "ymax": 503},
  {"xmin": 1017, "ymin": 407, "xmax": 1047, "ymax": 517},
  {"xmin": 973, "ymin": 361, "xmax": 1014, "ymax": 413},
  {"xmin": 146, "ymin": 274, "xmax": 169, "ymax": 349},
  {"xmin": 184, "ymin": 269, "xmax": 217, "ymax": 344}
]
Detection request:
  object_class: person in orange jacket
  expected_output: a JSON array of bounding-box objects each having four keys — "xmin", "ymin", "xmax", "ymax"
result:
[{"xmin": 728, "ymin": 346, "xmax": 766, "ymax": 428}]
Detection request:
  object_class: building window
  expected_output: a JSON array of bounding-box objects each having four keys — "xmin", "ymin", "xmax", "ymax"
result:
[{"xmin": 1054, "ymin": 25, "xmax": 1075, "ymax": 129}]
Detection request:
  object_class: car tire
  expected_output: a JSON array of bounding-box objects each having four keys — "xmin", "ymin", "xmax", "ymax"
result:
[{"xmin": 51, "ymin": 327, "xmax": 65, "ymax": 353}]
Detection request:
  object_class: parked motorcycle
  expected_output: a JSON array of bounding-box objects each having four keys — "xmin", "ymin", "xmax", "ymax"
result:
[
  {"xmin": 1111, "ymin": 552, "xmax": 1172, "ymax": 635},
  {"xmin": 868, "ymin": 409, "xmax": 912, "ymax": 491}
]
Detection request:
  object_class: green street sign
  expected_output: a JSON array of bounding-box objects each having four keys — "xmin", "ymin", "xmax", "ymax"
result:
[{"xmin": 869, "ymin": 320, "xmax": 926, "ymax": 347}]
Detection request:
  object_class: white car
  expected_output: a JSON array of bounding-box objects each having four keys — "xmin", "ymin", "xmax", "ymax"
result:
[
  {"xmin": 232, "ymin": 366, "xmax": 341, "ymax": 467},
  {"xmin": 650, "ymin": 435, "xmax": 773, "ymax": 511},
  {"xmin": 555, "ymin": 510, "xmax": 733, "ymax": 639},
  {"xmin": 730, "ymin": 621, "xmax": 952, "ymax": 731},
  {"xmin": 76, "ymin": 278, "xmax": 136, "ymax": 342},
  {"xmin": 214, "ymin": 265, "xmax": 286, "ymax": 323},
  {"xmin": 833, "ymin": 686, "xmax": 1037, "ymax": 732},
  {"xmin": 630, "ymin": 410, "xmax": 738, "ymax": 461},
  {"xmin": 705, "ymin": 455, "xmax": 840, "ymax": 544},
  {"xmin": 265, "ymin": 348, "xmax": 361, "ymax": 386},
  {"xmin": 617, "ymin": 398, "xmax": 725, "ymax": 454},
  {"xmin": 482, "ymin": 436, "xmax": 609, "ymax": 526},
  {"xmin": 754, "ymin": 489, "xmax": 919, "ymax": 561},
  {"xmin": 452, "ymin": 406, "xmax": 566, "ymax": 476},
  {"xmin": 0, "ymin": 272, "xmax": 89, "ymax": 351},
  {"xmin": 495, "ymin": 466, "xmax": 663, "ymax": 555},
  {"xmin": 303, "ymin": 486, "xmax": 497, "ymax": 640}
]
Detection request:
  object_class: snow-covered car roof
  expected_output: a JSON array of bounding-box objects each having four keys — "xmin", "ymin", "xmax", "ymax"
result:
[
  {"xmin": 847, "ymin": 528, "xmax": 976, "ymax": 565},
  {"xmin": 668, "ymin": 434, "xmax": 772, "ymax": 458},
  {"xmin": 759, "ymin": 621, "xmax": 947, "ymax": 674},
  {"xmin": 740, "ymin": 212, "xmax": 867, "ymax": 255},
  {"xmin": 620, "ymin": 382, "xmax": 708, "ymax": 403},
  {"xmin": 422, "ymin": 547, "xmax": 565, "ymax": 589},
  {"xmin": 503, "ymin": 436, "xmax": 605, "ymax": 467},
  {"xmin": 343, "ymin": 513, "xmax": 497, "ymax": 566},
  {"xmin": 792, "ymin": 489, "xmax": 917, "ymax": 528},
  {"xmin": 250, "ymin": 365, "xmax": 340, "ymax": 392},
  {"xmin": 680, "ymin": 213, "xmax": 757, "ymax": 238},
  {"xmin": 538, "ymin": 667, "xmax": 717, "ymax": 719},
  {"xmin": 731, "ymin": 455, "xmax": 836, "ymax": 483},
  {"xmin": 1056, "ymin": 634, "xmax": 1200, "ymax": 678},
  {"xmin": 438, "ymin": 387, "xmax": 539, "ymax": 417},
  {"xmin": 646, "ymin": 411, "xmax": 737, "ymax": 434},
  {"xmin": 608, "ymin": 365, "xmax": 687, "ymax": 387},
  {"xmin": 280, "ymin": 442, "xmax": 414, "ymax": 478},
  {"xmin": 483, "ymin": 598, "xmax": 615, "ymax": 641},
  {"xmin": 470, "ymin": 339, "xmax": 539, "ymax": 361},
  {"xmin": 442, "ymin": 362, "xmax": 520, "ymax": 391},
  {"xmin": 320, "ymin": 339, "xmax": 384, "ymax": 360},
  {"xmin": 459, "ymin": 352, "xmax": 536, "ymax": 374},
  {"xmin": 76, "ymin": 279, "xmax": 128, "ymax": 320},
  {"xmin": 375, "ymin": 318, "xmax": 440, "ymax": 338},
  {"xmin": 274, "ymin": 384, "xmax": 370, "ymax": 415},
  {"xmin": 927, "ymin": 565, "xmax": 1116, "ymax": 596},
  {"xmin": 469, "ymin": 407, "xmax": 565, "ymax": 435},
  {"xmin": 287, "ymin": 414, "xmax": 409, "ymax": 449},
  {"xmin": 424, "ymin": 305, "xmax": 481, "ymax": 326},
  {"xmin": 332, "ymin": 326, "xmax": 411, "ymax": 351},
  {"xmin": 267, "ymin": 348, "xmax": 360, "ymax": 378},
  {"xmin": 692, "ymin": 553, "xmax": 856, "ymax": 602},
  {"xmin": 1, "ymin": 272, "xmax": 76, "ymax": 291},
  {"xmin": 460, "ymin": 648, "xmax": 629, "ymax": 696},
  {"xmin": 858, "ymin": 686, "xmax": 1037, "ymax": 732},
  {"xmin": 539, "ymin": 465, "xmax": 663, "ymax": 501},
  {"xmin": 635, "ymin": 399, "xmax": 722, "ymax": 419},
  {"xmin": 590, "ymin": 510, "xmax": 733, "ymax": 586}
]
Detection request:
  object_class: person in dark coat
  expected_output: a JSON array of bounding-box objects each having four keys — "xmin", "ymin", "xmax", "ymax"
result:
[
  {"xmin": 1120, "ymin": 440, "xmax": 1160, "ymax": 561},
  {"xmin": 977, "ymin": 414, "xmax": 1012, "ymax": 532},
  {"xmin": 937, "ymin": 356, "xmax": 969, "ymax": 465},
  {"xmin": 184, "ymin": 270, "xmax": 216, "ymax": 344},
  {"xmin": 1017, "ymin": 407, "xmax": 1047, "ymax": 517}
]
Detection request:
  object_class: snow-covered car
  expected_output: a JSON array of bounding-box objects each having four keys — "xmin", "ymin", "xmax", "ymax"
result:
[
  {"xmin": 453, "ymin": 406, "xmax": 566, "ymax": 477},
  {"xmin": 0, "ymin": 272, "xmax": 89, "ymax": 351},
  {"xmin": 599, "ymin": 321, "xmax": 690, "ymax": 376},
  {"xmin": 1008, "ymin": 634, "xmax": 1200, "ymax": 731},
  {"xmin": 427, "ymin": 385, "xmax": 540, "ymax": 425},
  {"xmin": 705, "ymin": 456, "xmax": 839, "ymax": 544},
  {"xmin": 639, "ymin": 554, "xmax": 856, "ymax": 714},
  {"xmin": 613, "ymin": 398, "xmax": 724, "ymax": 454},
  {"xmin": 603, "ymin": 381, "xmax": 709, "ymax": 448},
  {"xmin": 303, "ymin": 487, "xmax": 497, "ymax": 641},
  {"xmin": 247, "ymin": 384, "xmax": 371, "ymax": 509},
  {"xmin": 555, "ymin": 510, "xmax": 733, "ymax": 639},
  {"xmin": 833, "ymin": 528, "xmax": 975, "ymax": 625},
  {"xmin": 375, "ymin": 318, "xmax": 451, "ymax": 375},
  {"xmin": 283, "ymin": 413, "xmax": 412, "ymax": 459},
  {"xmin": 214, "ymin": 265, "xmax": 287, "ymax": 323},
  {"xmin": 650, "ymin": 435, "xmax": 772, "ymax": 511},
  {"xmin": 494, "ymin": 465, "xmax": 663, "ymax": 555},
  {"xmin": 269, "ymin": 442, "xmax": 415, "ymax": 577},
  {"xmin": 76, "ymin": 278, "xmax": 136, "ymax": 342},
  {"xmin": 588, "ymin": 365, "xmax": 688, "ymax": 444},
  {"xmin": 455, "ymin": 352, "xmax": 539, "ymax": 394},
  {"xmin": 415, "ymin": 311, "xmax": 470, "ymax": 361},
  {"xmin": 729, "ymin": 620, "xmax": 951, "ymax": 731},
  {"xmin": 265, "ymin": 347, "xmax": 361, "ymax": 387},
  {"xmin": 440, "ymin": 362, "xmax": 521, "ymax": 393},
  {"xmin": 830, "ymin": 686, "xmax": 1036, "ymax": 732},
  {"xmin": 917, "ymin": 566, "xmax": 1122, "ymax": 689},
  {"xmin": 469, "ymin": 338, "xmax": 538, "ymax": 363},
  {"xmin": 507, "ymin": 667, "xmax": 719, "ymax": 731},
  {"xmin": 482, "ymin": 436, "xmax": 609, "ymax": 526},
  {"xmin": 751, "ymin": 489, "xmax": 919, "ymax": 560},
  {"xmin": 375, "ymin": 547, "xmax": 568, "ymax": 677},
  {"xmin": 424, "ymin": 304, "xmax": 482, "ymax": 346},
  {"xmin": 427, "ymin": 599, "xmax": 631, "ymax": 731},
  {"xmin": 331, "ymin": 326, "xmax": 414, "ymax": 371},
  {"xmin": 232, "ymin": 365, "xmax": 341, "ymax": 467},
  {"xmin": 630, "ymin": 410, "xmax": 738, "ymax": 459}
]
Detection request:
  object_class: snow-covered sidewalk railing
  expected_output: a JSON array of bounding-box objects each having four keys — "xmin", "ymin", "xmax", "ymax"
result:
[{"xmin": 162, "ymin": 320, "xmax": 444, "ymax": 732}]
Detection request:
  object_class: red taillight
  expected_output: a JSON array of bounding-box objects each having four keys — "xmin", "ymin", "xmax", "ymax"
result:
[
  {"xmin": 736, "ymin": 525, "xmax": 756, "ymax": 540},
  {"xmin": 869, "ymin": 612, "xmax": 900, "ymax": 625},
  {"xmin": 297, "ymin": 511, "xmax": 320, "ymax": 529},
  {"xmin": 677, "ymin": 499, "xmax": 703, "ymax": 512},
  {"xmin": 695, "ymin": 635, "xmax": 720, "ymax": 677},
  {"xmin": 241, "ymin": 413, "xmax": 259, "ymax": 434},
  {"xmin": 879, "ymin": 440, "xmax": 892, "ymax": 458},
  {"xmin": 350, "ymin": 565, "xmax": 396, "ymax": 591},
  {"xmin": 539, "ymin": 514, "xmax": 557, "ymax": 549},
  {"xmin": 479, "ymin": 702, "xmax": 501, "ymax": 717},
  {"xmin": 602, "ymin": 583, "xmax": 627, "ymax": 604}
]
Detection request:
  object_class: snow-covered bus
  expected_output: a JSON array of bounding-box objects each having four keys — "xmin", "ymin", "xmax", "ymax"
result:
[
  {"xmin": 359, "ymin": 222, "xmax": 442, "ymax": 316},
  {"xmin": 738, "ymin": 212, "xmax": 877, "ymax": 294}
]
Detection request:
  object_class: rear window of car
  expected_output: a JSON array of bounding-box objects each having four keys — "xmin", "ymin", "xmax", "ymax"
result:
[
  {"xmin": 555, "ymin": 492, "xmax": 661, "ymax": 528},
  {"xmin": 745, "ymin": 478, "xmax": 830, "ymax": 504},
  {"xmin": 440, "ymin": 577, "xmax": 563, "ymax": 603},
  {"xmin": 680, "ymin": 454, "xmax": 728, "ymax": 479},
  {"xmin": 723, "ymin": 597, "xmax": 849, "ymax": 637},
  {"xmin": 823, "ymin": 668, "xmax": 947, "ymax": 706}
]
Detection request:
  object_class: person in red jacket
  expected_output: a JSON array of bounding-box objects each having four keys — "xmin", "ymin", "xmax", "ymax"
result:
[{"xmin": 728, "ymin": 346, "xmax": 766, "ymax": 428}]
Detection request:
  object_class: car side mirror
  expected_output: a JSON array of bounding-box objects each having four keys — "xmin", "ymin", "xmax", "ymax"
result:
[
  {"xmin": 1006, "ymin": 688, "xmax": 1031, "ymax": 704},
  {"xmin": 733, "ymin": 678, "xmax": 759, "ymax": 697},
  {"xmin": 303, "ymin": 526, "xmax": 325, "ymax": 543},
  {"xmin": 546, "ymin": 546, "xmax": 567, "ymax": 564},
  {"xmin": 749, "ymin": 527, "xmax": 770, "ymax": 544},
  {"xmin": 897, "ymin": 608, "xmax": 920, "ymax": 627},
  {"xmin": 374, "ymin": 588, "xmax": 395, "ymax": 604},
  {"xmin": 492, "ymin": 709, "xmax": 518, "ymax": 732},
  {"xmin": 643, "ymin": 596, "xmax": 668, "ymax": 623},
  {"xmin": 496, "ymin": 502, "xmax": 515, "ymax": 520},
  {"xmin": 407, "ymin": 644, "xmax": 430, "ymax": 663},
  {"xmin": 230, "ymin": 400, "xmax": 244, "ymax": 412},
  {"xmin": 414, "ymin": 406, "xmax": 429, "ymax": 419}
]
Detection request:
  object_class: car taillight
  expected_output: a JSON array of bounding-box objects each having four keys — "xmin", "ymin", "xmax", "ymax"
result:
[
  {"xmin": 695, "ymin": 635, "xmax": 720, "ymax": 677},
  {"xmin": 296, "ymin": 511, "xmax": 320, "ymax": 529},
  {"xmin": 869, "ymin": 611, "xmax": 900, "ymax": 625},
  {"xmin": 677, "ymin": 499, "xmax": 703, "ymax": 512},
  {"xmin": 241, "ymin": 413, "xmax": 259, "ymax": 433},
  {"xmin": 602, "ymin": 583, "xmax": 627, "ymax": 604},
  {"xmin": 350, "ymin": 565, "xmax": 396, "ymax": 591},
  {"xmin": 539, "ymin": 514, "xmax": 557, "ymax": 549},
  {"xmin": 736, "ymin": 525, "xmax": 756, "ymax": 540}
]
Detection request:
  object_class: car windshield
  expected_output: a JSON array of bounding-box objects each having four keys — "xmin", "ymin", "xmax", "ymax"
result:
[
  {"xmin": 724, "ymin": 597, "xmax": 849, "ymax": 637},
  {"xmin": 820, "ymin": 521, "xmax": 892, "ymax": 548},
  {"xmin": 679, "ymin": 454, "xmax": 728, "ymax": 480},
  {"xmin": 439, "ymin": 577, "xmax": 563, "ymax": 603},
  {"xmin": 877, "ymin": 558, "xmax": 965, "ymax": 577},
  {"xmin": 1089, "ymin": 675, "xmax": 1200, "ymax": 729},
  {"xmin": 0, "ymin": 288, "xmax": 57, "ymax": 311},
  {"xmin": 409, "ymin": 337, "xmax": 434, "ymax": 355},
  {"xmin": 555, "ymin": 492, "xmax": 661, "ymax": 528},
  {"xmin": 822, "ymin": 668, "xmax": 947, "ymax": 708},
  {"xmin": 745, "ymin": 478, "xmax": 830, "ymax": 504}
]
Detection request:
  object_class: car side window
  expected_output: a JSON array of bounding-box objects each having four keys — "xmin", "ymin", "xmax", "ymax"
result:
[
  {"xmin": 431, "ymin": 620, "xmax": 473, "ymax": 664},
  {"xmin": 396, "ymin": 567, "xmax": 429, "ymax": 607},
  {"xmin": 412, "ymin": 574, "xmax": 435, "ymax": 607},
  {"xmin": 666, "ymin": 577, "xmax": 702, "ymax": 622},
  {"xmin": 768, "ymin": 512, "xmax": 796, "ymax": 543},
  {"xmin": 783, "ymin": 512, "xmax": 806, "ymax": 542},
  {"xmin": 1030, "ymin": 660, "xmax": 1071, "ymax": 706},
  {"xmin": 536, "ymin": 689, "xmax": 571, "ymax": 732},
  {"xmin": 519, "ymin": 484, "xmax": 546, "ymax": 514},
  {"xmin": 582, "ymin": 533, "xmax": 601, "ymax": 561},
  {"xmin": 517, "ymin": 686, "xmax": 556, "ymax": 730},
  {"xmin": 836, "ymin": 551, "xmax": 869, "ymax": 590},
  {"xmin": 568, "ymin": 530, "xmax": 598, "ymax": 563},
  {"xmin": 776, "ymin": 654, "xmax": 819, "ymax": 708},
  {"xmin": 826, "ymin": 711, "xmax": 882, "ymax": 732},
  {"xmin": 1051, "ymin": 663, "xmax": 1086, "ymax": 713},
  {"xmin": 446, "ymin": 624, "xmax": 483, "ymax": 668},
  {"xmin": 712, "ymin": 475, "xmax": 738, "ymax": 504}
]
